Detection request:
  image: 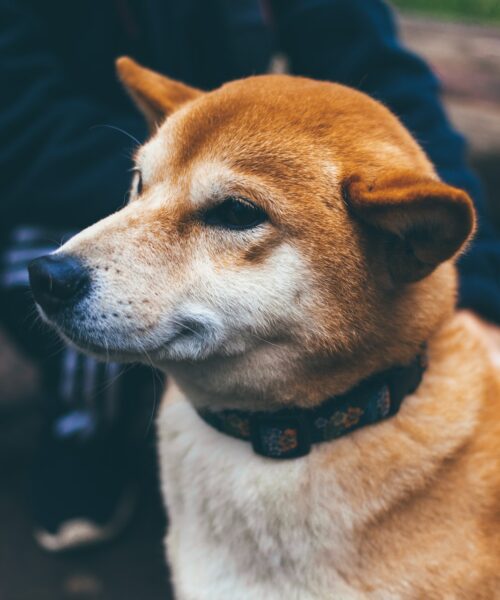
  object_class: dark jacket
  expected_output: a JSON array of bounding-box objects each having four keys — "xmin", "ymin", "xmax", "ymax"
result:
[{"xmin": 1, "ymin": 0, "xmax": 499, "ymax": 322}]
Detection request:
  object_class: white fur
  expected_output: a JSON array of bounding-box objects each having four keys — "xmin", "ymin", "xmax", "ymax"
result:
[
  {"xmin": 189, "ymin": 161, "xmax": 240, "ymax": 208},
  {"xmin": 158, "ymin": 383, "xmax": 369, "ymax": 600}
]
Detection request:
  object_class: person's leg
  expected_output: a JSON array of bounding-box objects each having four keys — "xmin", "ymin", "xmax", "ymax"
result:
[{"xmin": 0, "ymin": 227, "xmax": 157, "ymax": 551}]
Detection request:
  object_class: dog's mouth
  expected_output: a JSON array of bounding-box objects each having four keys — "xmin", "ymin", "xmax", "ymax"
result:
[
  {"xmin": 39, "ymin": 302, "xmax": 228, "ymax": 365},
  {"xmin": 34, "ymin": 301, "xmax": 156, "ymax": 361},
  {"xmin": 29, "ymin": 252, "xmax": 252, "ymax": 364},
  {"xmin": 44, "ymin": 317, "xmax": 152, "ymax": 361}
]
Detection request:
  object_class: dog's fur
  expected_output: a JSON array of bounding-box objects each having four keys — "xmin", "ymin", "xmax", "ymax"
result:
[{"xmin": 38, "ymin": 58, "xmax": 500, "ymax": 598}]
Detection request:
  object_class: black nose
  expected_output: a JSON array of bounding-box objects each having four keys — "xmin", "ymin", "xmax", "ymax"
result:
[{"xmin": 28, "ymin": 254, "xmax": 89, "ymax": 313}]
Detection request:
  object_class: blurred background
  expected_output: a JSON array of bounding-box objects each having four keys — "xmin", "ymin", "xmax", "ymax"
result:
[
  {"xmin": 1, "ymin": 1, "xmax": 499, "ymax": 599},
  {"xmin": 393, "ymin": 0, "xmax": 500, "ymax": 227}
]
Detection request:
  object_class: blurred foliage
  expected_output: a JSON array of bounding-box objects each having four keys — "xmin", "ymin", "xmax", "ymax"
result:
[{"xmin": 391, "ymin": 0, "xmax": 500, "ymax": 22}]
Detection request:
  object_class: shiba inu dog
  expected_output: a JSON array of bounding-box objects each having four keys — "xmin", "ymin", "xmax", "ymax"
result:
[{"xmin": 29, "ymin": 57, "xmax": 500, "ymax": 599}]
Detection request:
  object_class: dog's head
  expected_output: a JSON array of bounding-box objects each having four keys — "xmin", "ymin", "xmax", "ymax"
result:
[{"xmin": 29, "ymin": 58, "xmax": 475, "ymax": 407}]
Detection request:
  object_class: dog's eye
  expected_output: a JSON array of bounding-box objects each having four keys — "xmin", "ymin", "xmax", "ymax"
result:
[{"xmin": 203, "ymin": 197, "xmax": 267, "ymax": 230}]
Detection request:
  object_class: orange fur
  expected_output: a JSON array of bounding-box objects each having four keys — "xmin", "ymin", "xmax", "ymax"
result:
[{"xmin": 116, "ymin": 56, "xmax": 202, "ymax": 129}]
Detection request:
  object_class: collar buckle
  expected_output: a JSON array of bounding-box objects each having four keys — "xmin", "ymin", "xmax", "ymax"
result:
[{"xmin": 249, "ymin": 414, "xmax": 311, "ymax": 459}]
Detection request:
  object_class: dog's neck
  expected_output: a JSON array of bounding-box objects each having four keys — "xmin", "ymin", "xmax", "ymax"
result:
[
  {"xmin": 162, "ymin": 334, "xmax": 428, "ymax": 413},
  {"xmin": 158, "ymin": 312, "xmax": 491, "ymax": 464},
  {"xmin": 161, "ymin": 264, "xmax": 457, "ymax": 413},
  {"xmin": 195, "ymin": 351, "xmax": 426, "ymax": 459}
]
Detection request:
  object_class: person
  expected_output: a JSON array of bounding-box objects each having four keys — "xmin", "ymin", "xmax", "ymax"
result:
[{"xmin": 1, "ymin": 0, "xmax": 499, "ymax": 551}]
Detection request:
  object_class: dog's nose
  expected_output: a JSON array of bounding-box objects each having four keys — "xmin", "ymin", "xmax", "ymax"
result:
[{"xmin": 28, "ymin": 254, "xmax": 89, "ymax": 313}]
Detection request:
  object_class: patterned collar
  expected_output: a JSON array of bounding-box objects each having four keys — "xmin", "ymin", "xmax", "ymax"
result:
[{"xmin": 196, "ymin": 353, "xmax": 427, "ymax": 460}]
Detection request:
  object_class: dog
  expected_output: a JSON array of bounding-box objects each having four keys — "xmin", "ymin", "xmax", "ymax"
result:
[{"xmin": 29, "ymin": 57, "xmax": 500, "ymax": 599}]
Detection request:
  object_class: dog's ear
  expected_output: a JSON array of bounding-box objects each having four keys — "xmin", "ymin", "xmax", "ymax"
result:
[
  {"xmin": 344, "ymin": 171, "xmax": 475, "ymax": 283},
  {"xmin": 116, "ymin": 56, "xmax": 203, "ymax": 130}
]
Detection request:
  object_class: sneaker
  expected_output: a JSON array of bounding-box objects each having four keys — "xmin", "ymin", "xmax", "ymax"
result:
[{"xmin": 30, "ymin": 410, "xmax": 139, "ymax": 552}]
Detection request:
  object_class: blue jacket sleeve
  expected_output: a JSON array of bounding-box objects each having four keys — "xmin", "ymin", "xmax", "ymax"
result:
[
  {"xmin": 0, "ymin": 1, "xmax": 146, "ymax": 234},
  {"xmin": 270, "ymin": 0, "xmax": 500, "ymax": 324}
]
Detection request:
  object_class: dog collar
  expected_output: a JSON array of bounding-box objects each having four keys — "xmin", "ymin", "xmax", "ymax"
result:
[{"xmin": 196, "ymin": 353, "xmax": 427, "ymax": 460}]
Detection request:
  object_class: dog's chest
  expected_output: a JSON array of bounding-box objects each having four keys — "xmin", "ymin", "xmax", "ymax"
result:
[{"xmin": 157, "ymin": 398, "xmax": 366, "ymax": 600}]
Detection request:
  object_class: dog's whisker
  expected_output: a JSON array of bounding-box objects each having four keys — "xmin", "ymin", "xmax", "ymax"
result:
[
  {"xmin": 93, "ymin": 363, "xmax": 134, "ymax": 398},
  {"xmin": 102, "ymin": 336, "xmax": 110, "ymax": 363},
  {"xmin": 90, "ymin": 124, "xmax": 141, "ymax": 147},
  {"xmin": 249, "ymin": 332, "xmax": 282, "ymax": 349},
  {"xmin": 140, "ymin": 347, "xmax": 161, "ymax": 436}
]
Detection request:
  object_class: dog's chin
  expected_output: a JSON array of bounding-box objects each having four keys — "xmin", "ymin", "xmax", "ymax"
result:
[
  {"xmin": 56, "ymin": 330, "xmax": 144, "ymax": 362},
  {"xmin": 37, "ymin": 310, "xmax": 160, "ymax": 363},
  {"xmin": 49, "ymin": 319, "xmax": 248, "ymax": 366},
  {"xmin": 37, "ymin": 302, "xmax": 251, "ymax": 365}
]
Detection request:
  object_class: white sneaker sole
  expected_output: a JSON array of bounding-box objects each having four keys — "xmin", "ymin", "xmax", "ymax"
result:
[{"xmin": 34, "ymin": 489, "xmax": 137, "ymax": 552}]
